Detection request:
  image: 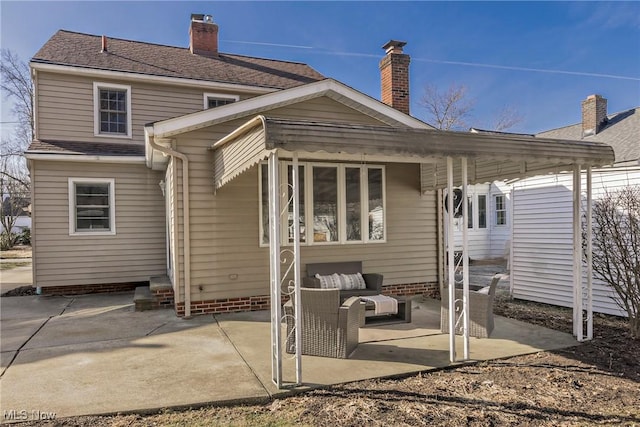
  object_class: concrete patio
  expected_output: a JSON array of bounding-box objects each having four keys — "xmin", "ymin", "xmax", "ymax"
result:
[{"xmin": 0, "ymin": 291, "xmax": 578, "ymax": 420}]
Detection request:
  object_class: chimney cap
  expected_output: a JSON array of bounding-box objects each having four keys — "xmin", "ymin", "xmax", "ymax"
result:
[
  {"xmin": 191, "ymin": 13, "xmax": 214, "ymax": 23},
  {"xmin": 382, "ymin": 40, "xmax": 407, "ymax": 54}
]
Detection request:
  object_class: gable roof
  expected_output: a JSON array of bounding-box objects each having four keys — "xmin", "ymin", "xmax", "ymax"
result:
[
  {"xmin": 31, "ymin": 30, "xmax": 325, "ymax": 90},
  {"xmin": 536, "ymin": 107, "xmax": 639, "ymax": 164},
  {"xmin": 145, "ymin": 79, "xmax": 434, "ymax": 168}
]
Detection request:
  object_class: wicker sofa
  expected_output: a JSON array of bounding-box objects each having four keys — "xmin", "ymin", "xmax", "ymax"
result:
[
  {"xmin": 440, "ymin": 274, "xmax": 502, "ymax": 338},
  {"xmin": 302, "ymin": 261, "xmax": 383, "ymax": 301},
  {"xmin": 284, "ymin": 288, "xmax": 360, "ymax": 358}
]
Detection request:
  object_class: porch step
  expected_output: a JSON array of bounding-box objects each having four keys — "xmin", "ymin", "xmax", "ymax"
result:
[{"xmin": 133, "ymin": 286, "xmax": 154, "ymax": 311}]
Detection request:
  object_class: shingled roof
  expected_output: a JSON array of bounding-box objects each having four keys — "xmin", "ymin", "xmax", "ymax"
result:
[
  {"xmin": 31, "ymin": 30, "xmax": 325, "ymax": 90},
  {"xmin": 28, "ymin": 139, "xmax": 144, "ymax": 157},
  {"xmin": 537, "ymin": 107, "xmax": 639, "ymax": 164}
]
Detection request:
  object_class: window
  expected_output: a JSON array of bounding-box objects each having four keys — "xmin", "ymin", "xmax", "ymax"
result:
[
  {"xmin": 260, "ymin": 162, "xmax": 385, "ymax": 245},
  {"xmin": 467, "ymin": 197, "xmax": 473, "ymax": 229},
  {"xmin": 68, "ymin": 178, "xmax": 115, "ymax": 235},
  {"xmin": 312, "ymin": 166, "xmax": 338, "ymax": 242},
  {"xmin": 495, "ymin": 195, "xmax": 507, "ymax": 226},
  {"xmin": 203, "ymin": 93, "xmax": 239, "ymax": 109},
  {"xmin": 93, "ymin": 82, "xmax": 131, "ymax": 138},
  {"xmin": 478, "ymin": 195, "xmax": 487, "ymax": 229}
]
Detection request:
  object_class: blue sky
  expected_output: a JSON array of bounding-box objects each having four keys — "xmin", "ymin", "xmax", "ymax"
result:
[{"xmin": 1, "ymin": 1, "xmax": 639, "ymax": 136}]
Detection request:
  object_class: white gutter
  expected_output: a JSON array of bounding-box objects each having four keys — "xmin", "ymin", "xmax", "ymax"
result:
[
  {"xmin": 30, "ymin": 62, "xmax": 278, "ymax": 95},
  {"xmin": 146, "ymin": 128, "xmax": 192, "ymax": 318},
  {"xmin": 25, "ymin": 153, "xmax": 146, "ymax": 164}
]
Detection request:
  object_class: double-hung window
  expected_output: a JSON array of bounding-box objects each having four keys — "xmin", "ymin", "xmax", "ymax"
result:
[
  {"xmin": 93, "ymin": 82, "xmax": 132, "ymax": 138},
  {"xmin": 260, "ymin": 162, "xmax": 385, "ymax": 245},
  {"xmin": 495, "ymin": 195, "xmax": 507, "ymax": 226},
  {"xmin": 68, "ymin": 178, "xmax": 115, "ymax": 235},
  {"xmin": 204, "ymin": 93, "xmax": 239, "ymax": 109}
]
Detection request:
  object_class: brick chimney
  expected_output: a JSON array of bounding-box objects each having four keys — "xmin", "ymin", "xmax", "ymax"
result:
[
  {"xmin": 581, "ymin": 94, "xmax": 607, "ymax": 137},
  {"xmin": 189, "ymin": 14, "xmax": 218, "ymax": 56},
  {"xmin": 379, "ymin": 40, "xmax": 410, "ymax": 115}
]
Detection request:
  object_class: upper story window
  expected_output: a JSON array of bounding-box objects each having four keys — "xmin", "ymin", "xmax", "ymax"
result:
[
  {"xmin": 259, "ymin": 162, "xmax": 386, "ymax": 246},
  {"xmin": 68, "ymin": 178, "xmax": 116, "ymax": 236},
  {"xmin": 93, "ymin": 82, "xmax": 132, "ymax": 138},
  {"xmin": 203, "ymin": 93, "xmax": 239, "ymax": 109},
  {"xmin": 495, "ymin": 194, "xmax": 507, "ymax": 226}
]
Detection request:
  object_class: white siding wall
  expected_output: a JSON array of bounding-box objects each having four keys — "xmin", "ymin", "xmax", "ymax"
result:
[
  {"xmin": 511, "ymin": 166, "xmax": 640, "ymax": 317},
  {"xmin": 451, "ymin": 181, "xmax": 511, "ymax": 260}
]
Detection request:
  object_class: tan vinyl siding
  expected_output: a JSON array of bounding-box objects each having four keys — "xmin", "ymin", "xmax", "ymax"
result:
[
  {"xmin": 32, "ymin": 160, "xmax": 166, "ymax": 287},
  {"xmin": 36, "ymin": 71, "xmax": 250, "ymax": 143},
  {"xmin": 172, "ymin": 96, "xmax": 438, "ymax": 302},
  {"xmin": 267, "ymin": 97, "xmax": 390, "ymax": 125}
]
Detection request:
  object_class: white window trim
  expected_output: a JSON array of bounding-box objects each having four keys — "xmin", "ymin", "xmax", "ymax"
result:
[
  {"xmin": 258, "ymin": 162, "xmax": 386, "ymax": 247},
  {"xmin": 203, "ymin": 92, "xmax": 239, "ymax": 109},
  {"xmin": 495, "ymin": 194, "xmax": 507, "ymax": 227},
  {"xmin": 68, "ymin": 178, "xmax": 116, "ymax": 236},
  {"xmin": 93, "ymin": 82, "xmax": 132, "ymax": 138}
]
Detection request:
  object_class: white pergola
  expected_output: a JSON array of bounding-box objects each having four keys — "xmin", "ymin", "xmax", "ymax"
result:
[{"xmin": 211, "ymin": 115, "xmax": 614, "ymax": 388}]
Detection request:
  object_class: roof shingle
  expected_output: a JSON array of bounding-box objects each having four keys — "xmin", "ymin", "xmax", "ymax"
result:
[
  {"xmin": 28, "ymin": 139, "xmax": 145, "ymax": 156},
  {"xmin": 32, "ymin": 30, "xmax": 325, "ymax": 90},
  {"xmin": 537, "ymin": 107, "xmax": 639, "ymax": 164}
]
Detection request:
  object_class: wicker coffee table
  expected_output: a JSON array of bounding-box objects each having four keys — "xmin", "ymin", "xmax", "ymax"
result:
[{"xmin": 359, "ymin": 296, "xmax": 412, "ymax": 327}]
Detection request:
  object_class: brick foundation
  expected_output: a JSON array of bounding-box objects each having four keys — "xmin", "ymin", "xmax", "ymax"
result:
[
  {"xmin": 173, "ymin": 282, "xmax": 439, "ymax": 317},
  {"xmin": 151, "ymin": 287, "xmax": 174, "ymax": 309},
  {"xmin": 39, "ymin": 282, "xmax": 143, "ymax": 296},
  {"xmin": 382, "ymin": 282, "xmax": 439, "ymax": 299}
]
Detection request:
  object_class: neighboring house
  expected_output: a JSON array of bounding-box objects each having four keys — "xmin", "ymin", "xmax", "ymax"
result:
[
  {"xmin": 25, "ymin": 14, "xmax": 613, "ymax": 317},
  {"xmin": 449, "ymin": 180, "xmax": 512, "ymax": 261},
  {"xmin": 0, "ymin": 195, "xmax": 31, "ymax": 234},
  {"xmin": 511, "ymin": 95, "xmax": 639, "ymax": 317}
]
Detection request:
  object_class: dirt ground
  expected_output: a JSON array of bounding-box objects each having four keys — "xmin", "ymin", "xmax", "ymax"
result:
[{"xmin": 15, "ymin": 297, "xmax": 640, "ymax": 427}]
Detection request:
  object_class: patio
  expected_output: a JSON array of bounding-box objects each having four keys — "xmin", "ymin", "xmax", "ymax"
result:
[
  {"xmin": 218, "ymin": 296, "xmax": 577, "ymax": 393},
  {"xmin": 0, "ymin": 291, "xmax": 577, "ymax": 418}
]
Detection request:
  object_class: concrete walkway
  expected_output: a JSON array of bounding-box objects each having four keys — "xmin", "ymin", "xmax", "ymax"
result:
[{"xmin": 0, "ymin": 290, "xmax": 578, "ymax": 420}]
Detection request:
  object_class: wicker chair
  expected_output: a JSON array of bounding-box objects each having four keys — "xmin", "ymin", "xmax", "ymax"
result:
[
  {"xmin": 284, "ymin": 288, "xmax": 360, "ymax": 359},
  {"xmin": 440, "ymin": 274, "xmax": 502, "ymax": 338}
]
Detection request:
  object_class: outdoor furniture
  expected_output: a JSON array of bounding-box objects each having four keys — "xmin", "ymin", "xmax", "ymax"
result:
[
  {"xmin": 303, "ymin": 261, "xmax": 383, "ymax": 301},
  {"xmin": 360, "ymin": 295, "xmax": 412, "ymax": 327},
  {"xmin": 284, "ymin": 288, "xmax": 360, "ymax": 359},
  {"xmin": 440, "ymin": 274, "xmax": 502, "ymax": 338}
]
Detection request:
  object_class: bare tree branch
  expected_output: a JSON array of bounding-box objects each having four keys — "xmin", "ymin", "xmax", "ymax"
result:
[
  {"xmin": 587, "ymin": 186, "xmax": 640, "ymax": 339},
  {"xmin": 418, "ymin": 83, "xmax": 475, "ymax": 130},
  {"xmin": 492, "ymin": 104, "xmax": 524, "ymax": 132}
]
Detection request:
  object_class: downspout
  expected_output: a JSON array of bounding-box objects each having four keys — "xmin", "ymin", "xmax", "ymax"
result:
[{"xmin": 148, "ymin": 133, "xmax": 192, "ymax": 318}]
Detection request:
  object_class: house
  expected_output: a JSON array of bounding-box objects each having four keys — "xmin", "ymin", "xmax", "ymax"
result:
[
  {"xmin": 510, "ymin": 95, "xmax": 639, "ymax": 317},
  {"xmin": 25, "ymin": 14, "xmax": 614, "ymax": 320}
]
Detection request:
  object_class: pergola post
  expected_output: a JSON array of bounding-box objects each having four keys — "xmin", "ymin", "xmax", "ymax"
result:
[
  {"xmin": 268, "ymin": 151, "xmax": 282, "ymax": 387},
  {"xmin": 461, "ymin": 157, "xmax": 470, "ymax": 359},
  {"xmin": 572, "ymin": 164, "xmax": 584, "ymax": 341},
  {"xmin": 586, "ymin": 165, "xmax": 593, "ymax": 340},
  {"xmin": 292, "ymin": 153, "xmax": 302, "ymax": 383},
  {"xmin": 446, "ymin": 157, "xmax": 456, "ymax": 362}
]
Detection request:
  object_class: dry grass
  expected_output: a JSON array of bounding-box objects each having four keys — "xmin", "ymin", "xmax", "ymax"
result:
[{"xmin": 1, "ymin": 245, "xmax": 32, "ymax": 259}]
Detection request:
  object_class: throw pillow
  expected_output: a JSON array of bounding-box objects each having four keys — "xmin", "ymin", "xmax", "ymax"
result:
[
  {"xmin": 338, "ymin": 273, "xmax": 367, "ymax": 290},
  {"xmin": 315, "ymin": 273, "xmax": 341, "ymax": 289}
]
